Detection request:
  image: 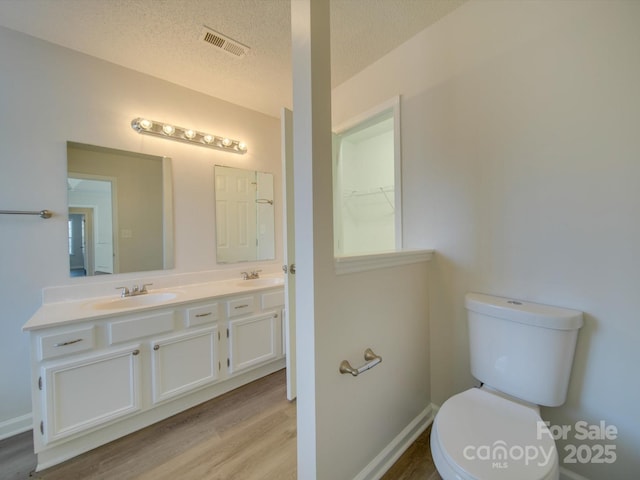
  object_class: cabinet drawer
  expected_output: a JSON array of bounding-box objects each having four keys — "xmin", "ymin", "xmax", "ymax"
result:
[
  {"xmin": 185, "ymin": 303, "xmax": 219, "ymax": 328},
  {"xmin": 108, "ymin": 311, "xmax": 175, "ymax": 344},
  {"xmin": 227, "ymin": 296, "xmax": 255, "ymax": 317},
  {"xmin": 40, "ymin": 327, "xmax": 95, "ymax": 361},
  {"xmin": 261, "ymin": 291, "xmax": 285, "ymax": 310}
]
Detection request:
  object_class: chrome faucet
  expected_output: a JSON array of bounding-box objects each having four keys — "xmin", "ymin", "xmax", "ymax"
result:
[
  {"xmin": 116, "ymin": 283, "xmax": 153, "ymax": 297},
  {"xmin": 240, "ymin": 270, "xmax": 261, "ymax": 280}
]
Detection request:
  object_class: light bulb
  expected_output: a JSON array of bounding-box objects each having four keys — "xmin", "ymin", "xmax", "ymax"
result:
[
  {"xmin": 203, "ymin": 134, "xmax": 214, "ymax": 144},
  {"xmin": 184, "ymin": 129, "xmax": 196, "ymax": 140},
  {"xmin": 221, "ymin": 138, "xmax": 232, "ymax": 147},
  {"xmin": 238, "ymin": 142, "xmax": 247, "ymax": 152},
  {"xmin": 162, "ymin": 124, "xmax": 175, "ymax": 135},
  {"xmin": 139, "ymin": 119, "xmax": 153, "ymax": 130}
]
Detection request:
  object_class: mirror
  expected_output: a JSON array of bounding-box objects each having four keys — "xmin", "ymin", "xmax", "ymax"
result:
[
  {"xmin": 67, "ymin": 142, "xmax": 174, "ymax": 277},
  {"xmin": 214, "ymin": 165, "xmax": 275, "ymax": 263}
]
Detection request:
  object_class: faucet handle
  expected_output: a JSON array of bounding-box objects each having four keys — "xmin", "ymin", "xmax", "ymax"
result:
[
  {"xmin": 141, "ymin": 283, "xmax": 153, "ymax": 293},
  {"xmin": 251, "ymin": 269, "xmax": 262, "ymax": 278},
  {"xmin": 116, "ymin": 286, "xmax": 130, "ymax": 297},
  {"xmin": 240, "ymin": 272, "xmax": 249, "ymax": 280}
]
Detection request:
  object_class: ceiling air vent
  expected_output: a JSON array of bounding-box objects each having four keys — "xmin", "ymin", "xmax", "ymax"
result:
[{"xmin": 201, "ymin": 26, "xmax": 249, "ymax": 58}]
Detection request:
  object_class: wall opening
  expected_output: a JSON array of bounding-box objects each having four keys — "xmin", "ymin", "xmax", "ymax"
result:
[{"xmin": 333, "ymin": 97, "xmax": 401, "ymax": 257}]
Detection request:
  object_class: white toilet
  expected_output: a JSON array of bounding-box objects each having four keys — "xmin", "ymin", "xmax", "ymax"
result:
[{"xmin": 430, "ymin": 293, "xmax": 583, "ymax": 480}]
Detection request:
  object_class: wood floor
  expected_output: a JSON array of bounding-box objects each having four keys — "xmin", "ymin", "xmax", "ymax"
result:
[
  {"xmin": 380, "ymin": 427, "xmax": 441, "ymax": 480},
  {"xmin": 0, "ymin": 369, "xmax": 439, "ymax": 480}
]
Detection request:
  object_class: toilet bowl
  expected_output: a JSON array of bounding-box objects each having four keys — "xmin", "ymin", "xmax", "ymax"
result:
[
  {"xmin": 431, "ymin": 293, "xmax": 583, "ymax": 480},
  {"xmin": 430, "ymin": 387, "xmax": 559, "ymax": 480}
]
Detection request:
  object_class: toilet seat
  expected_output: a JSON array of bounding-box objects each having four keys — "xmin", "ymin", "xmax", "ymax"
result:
[{"xmin": 431, "ymin": 387, "xmax": 559, "ymax": 480}]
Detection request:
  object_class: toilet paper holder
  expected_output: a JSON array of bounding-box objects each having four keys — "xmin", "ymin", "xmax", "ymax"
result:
[{"xmin": 339, "ymin": 348, "xmax": 382, "ymax": 376}]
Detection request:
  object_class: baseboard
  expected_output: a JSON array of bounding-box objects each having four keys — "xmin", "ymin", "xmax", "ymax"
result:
[
  {"xmin": 353, "ymin": 403, "xmax": 436, "ymax": 480},
  {"xmin": 350, "ymin": 401, "xmax": 588, "ymax": 480},
  {"xmin": 0, "ymin": 413, "xmax": 32, "ymax": 441},
  {"xmin": 560, "ymin": 466, "xmax": 591, "ymax": 480}
]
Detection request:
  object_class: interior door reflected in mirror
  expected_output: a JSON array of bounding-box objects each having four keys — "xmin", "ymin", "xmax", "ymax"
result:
[
  {"xmin": 214, "ymin": 165, "xmax": 275, "ymax": 264},
  {"xmin": 67, "ymin": 142, "xmax": 174, "ymax": 277}
]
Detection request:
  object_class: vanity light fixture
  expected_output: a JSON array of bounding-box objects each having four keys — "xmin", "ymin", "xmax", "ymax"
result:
[{"xmin": 131, "ymin": 117, "xmax": 248, "ymax": 154}]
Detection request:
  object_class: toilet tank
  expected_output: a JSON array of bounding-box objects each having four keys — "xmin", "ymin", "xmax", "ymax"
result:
[{"xmin": 465, "ymin": 293, "xmax": 583, "ymax": 407}]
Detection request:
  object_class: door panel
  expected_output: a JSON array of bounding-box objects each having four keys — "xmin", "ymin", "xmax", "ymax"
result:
[
  {"xmin": 281, "ymin": 107, "xmax": 296, "ymax": 400},
  {"xmin": 41, "ymin": 346, "xmax": 141, "ymax": 444},
  {"xmin": 215, "ymin": 167, "xmax": 258, "ymax": 262},
  {"xmin": 228, "ymin": 313, "xmax": 280, "ymax": 374},
  {"xmin": 151, "ymin": 328, "xmax": 218, "ymax": 404}
]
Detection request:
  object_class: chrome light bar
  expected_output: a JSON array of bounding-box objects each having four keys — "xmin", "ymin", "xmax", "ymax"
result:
[{"xmin": 131, "ymin": 117, "xmax": 247, "ymax": 154}]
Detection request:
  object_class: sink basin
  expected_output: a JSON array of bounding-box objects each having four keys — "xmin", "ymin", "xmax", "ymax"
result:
[
  {"xmin": 236, "ymin": 277, "xmax": 284, "ymax": 288},
  {"xmin": 89, "ymin": 292, "xmax": 178, "ymax": 310}
]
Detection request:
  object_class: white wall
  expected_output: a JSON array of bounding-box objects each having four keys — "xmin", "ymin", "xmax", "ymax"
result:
[
  {"xmin": 0, "ymin": 26, "xmax": 281, "ymax": 435},
  {"xmin": 333, "ymin": 1, "xmax": 640, "ymax": 478},
  {"xmin": 293, "ymin": 2, "xmax": 431, "ymax": 478}
]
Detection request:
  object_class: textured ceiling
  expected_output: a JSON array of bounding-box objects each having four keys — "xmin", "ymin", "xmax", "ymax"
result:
[{"xmin": 0, "ymin": 0, "xmax": 465, "ymax": 117}]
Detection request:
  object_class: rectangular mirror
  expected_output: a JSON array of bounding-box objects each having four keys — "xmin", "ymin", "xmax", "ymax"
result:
[
  {"xmin": 214, "ymin": 165, "xmax": 275, "ymax": 264},
  {"xmin": 67, "ymin": 142, "xmax": 174, "ymax": 276}
]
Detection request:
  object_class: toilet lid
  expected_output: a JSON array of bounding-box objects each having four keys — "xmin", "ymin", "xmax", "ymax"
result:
[{"xmin": 435, "ymin": 388, "xmax": 557, "ymax": 480}]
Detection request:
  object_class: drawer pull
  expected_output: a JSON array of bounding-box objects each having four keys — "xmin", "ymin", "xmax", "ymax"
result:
[
  {"xmin": 195, "ymin": 312, "xmax": 213, "ymax": 318},
  {"xmin": 53, "ymin": 338, "xmax": 83, "ymax": 347},
  {"xmin": 234, "ymin": 304, "xmax": 249, "ymax": 309}
]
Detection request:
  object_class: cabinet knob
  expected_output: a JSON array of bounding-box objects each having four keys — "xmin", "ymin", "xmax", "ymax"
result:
[
  {"xmin": 153, "ymin": 345, "xmax": 160, "ymax": 351},
  {"xmin": 132, "ymin": 349, "xmax": 140, "ymax": 356}
]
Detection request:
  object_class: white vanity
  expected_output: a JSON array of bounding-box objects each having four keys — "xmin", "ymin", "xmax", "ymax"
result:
[{"xmin": 23, "ymin": 276, "xmax": 286, "ymax": 471}]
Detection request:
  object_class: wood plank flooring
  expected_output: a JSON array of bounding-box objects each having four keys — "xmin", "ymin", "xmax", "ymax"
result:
[
  {"xmin": 0, "ymin": 369, "xmax": 439, "ymax": 480},
  {"xmin": 0, "ymin": 427, "xmax": 35, "ymax": 480},
  {"xmin": 381, "ymin": 427, "xmax": 441, "ymax": 480}
]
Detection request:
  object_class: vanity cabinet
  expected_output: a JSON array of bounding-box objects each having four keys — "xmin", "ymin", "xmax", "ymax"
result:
[
  {"xmin": 26, "ymin": 286, "xmax": 285, "ymax": 471},
  {"xmin": 228, "ymin": 312, "xmax": 282, "ymax": 374},
  {"xmin": 40, "ymin": 344, "xmax": 142, "ymax": 444},
  {"xmin": 151, "ymin": 326, "xmax": 219, "ymax": 404},
  {"xmin": 226, "ymin": 289, "xmax": 285, "ymax": 375}
]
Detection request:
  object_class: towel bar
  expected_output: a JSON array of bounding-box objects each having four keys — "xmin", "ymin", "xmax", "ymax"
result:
[{"xmin": 0, "ymin": 209, "xmax": 52, "ymax": 219}]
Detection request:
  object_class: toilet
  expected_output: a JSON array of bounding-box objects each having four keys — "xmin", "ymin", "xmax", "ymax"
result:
[{"xmin": 430, "ymin": 293, "xmax": 583, "ymax": 480}]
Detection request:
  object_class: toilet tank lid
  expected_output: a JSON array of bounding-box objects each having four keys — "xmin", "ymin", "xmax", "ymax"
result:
[{"xmin": 465, "ymin": 293, "xmax": 584, "ymax": 331}]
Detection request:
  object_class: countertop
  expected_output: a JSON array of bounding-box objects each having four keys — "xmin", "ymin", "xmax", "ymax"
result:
[{"xmin": 23, "ymin": 275, "xmax": 285, "ymax": 332}]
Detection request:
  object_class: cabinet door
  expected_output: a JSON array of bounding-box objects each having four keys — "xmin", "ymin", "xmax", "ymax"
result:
[
  {"xmin": 151, "ymin": 327, "xmax": 218, "ymax": 404},
  {"xmin": 228, "ymin": 312, "xmax": 281, "ymax": 374},
  {"xmin": 41, "ymin": 345, "xmax": 141, "ymax": 444}
]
